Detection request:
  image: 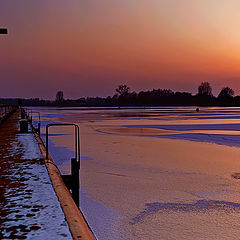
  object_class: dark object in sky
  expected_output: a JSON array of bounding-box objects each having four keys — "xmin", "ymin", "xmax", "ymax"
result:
[{"xmin": 0, "ymin": 28, "xmax": 8, "ymax": 34}]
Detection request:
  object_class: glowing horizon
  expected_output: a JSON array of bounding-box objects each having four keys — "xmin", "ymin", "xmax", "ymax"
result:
[{"xmin": 1, "ymin": 0, "xmax": 240, "ymax": 99}]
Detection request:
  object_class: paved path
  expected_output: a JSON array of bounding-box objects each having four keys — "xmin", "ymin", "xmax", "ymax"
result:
[{"xmin": 0, "ymin": 110, "xmax": 72, "ymax": 239}]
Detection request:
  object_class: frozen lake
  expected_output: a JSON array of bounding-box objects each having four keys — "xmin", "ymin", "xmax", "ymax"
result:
[{"xmin": 29, "ymin": 106, "xmax": 240, "ymax": 239}]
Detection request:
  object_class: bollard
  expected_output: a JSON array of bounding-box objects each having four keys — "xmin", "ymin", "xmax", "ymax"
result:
[
  {"xmin": 21, "ymin": 109, "xmax": 25, "ymax": 119},
  {"xmin": 19, "ymin": 119, "xmax": 28, "ymax": 133},
  {"xmin": 0, "ymin": 28, "xmax": 8, "ymax": 34}
]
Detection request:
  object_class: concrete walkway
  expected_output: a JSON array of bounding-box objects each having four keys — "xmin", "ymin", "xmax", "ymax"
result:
[{"xmin": 0, "ymin": 110, "xmax": 72, "ymax": 239}]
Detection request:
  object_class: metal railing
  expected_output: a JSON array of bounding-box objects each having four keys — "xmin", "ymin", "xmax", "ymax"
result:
[
  {"xmin": 46, "ymin": 123, "xmax": 80, "ymax": 161},
  {"xmin": 46, "ymin": 123, "xmax": 80, "ymax": 207}
]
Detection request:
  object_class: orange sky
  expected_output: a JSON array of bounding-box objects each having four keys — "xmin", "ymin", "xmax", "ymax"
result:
[{"xmin": 1, "ymin": 0, "xmax": 240, "ymax": 98}]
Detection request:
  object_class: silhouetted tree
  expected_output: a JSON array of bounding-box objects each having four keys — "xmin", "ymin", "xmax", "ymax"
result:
[
  {"xmin": 138, "ymin": 91, "xmax": 151, "ymax": 105},
  {"xmin": 217, "ymin": 87, "xmax": 234, "ymax": 106},
  {"xmin": 116, "ymin": 85, "xmax": 130, "ymax": 96},
  {"xmin": 56, "ymin": 91, "xmax": 64, "ymax": 104},
  {"xmin": 198, "ymin": 82, "xmax": 213, "ymax": 96},
  {"xmin": 174, "ymin": 92, "xmax": 192, "ymax": 105},
  {"xmin": 234, "ymin": 96, "xmax": 240, "ymax": 106},
  {"xmin": 218, "ymin": 87, "xmax": 234, "ymax": 98},
  {"xmin": 195, "ymin": 82, "xmax": 215, "ymax": 106},
  {"xmin": 128, "ymin": 91, "xmax": 138, "ymax": 105}
]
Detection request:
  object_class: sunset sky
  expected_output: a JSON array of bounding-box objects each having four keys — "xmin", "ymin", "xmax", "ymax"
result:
[{"xmin": 1, "ymin": 0, "xmax": 240, "ymax": 99}]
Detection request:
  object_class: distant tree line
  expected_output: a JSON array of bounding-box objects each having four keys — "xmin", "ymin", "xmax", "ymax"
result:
[
  {"xmin": 102, "ymin": 82, "xmax": 239, "ymax": 107},
  {"xmin": 1, "ymin": 82, "xmax": 240, "ymax": 107}
]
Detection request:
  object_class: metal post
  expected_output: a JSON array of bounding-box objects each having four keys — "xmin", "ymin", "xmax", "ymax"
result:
[{"xmin": 19, "ymin": 119, "xmax": 28, "ymax": 133}]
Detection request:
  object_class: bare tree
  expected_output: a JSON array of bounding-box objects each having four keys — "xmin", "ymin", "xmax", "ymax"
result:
[
  {"xmin": 198, "ymin": 82, "xmax": 213, "ymax": 96},
  {"xmin": 56, "ymin": 91, "xmax": 64, "ymax": 104}
]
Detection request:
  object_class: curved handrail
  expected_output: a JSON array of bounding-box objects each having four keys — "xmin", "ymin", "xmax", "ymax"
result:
[{"xmin": 46, "ymin": 123, "xmax": 80, "ymax": 162}]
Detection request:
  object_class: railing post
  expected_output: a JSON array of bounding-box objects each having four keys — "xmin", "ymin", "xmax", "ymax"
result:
[
  {"xmin": 37, "ymin": 122, "xmax": 41, "ymax": 135},
  {"xmin": 71, "ymin": 158, "xmax": 80, "ymax": 207},
  {"xmin": 29, "ymin": 111, "xmax": 41, "ymax": 135},
  {"xmin": 46, "ymin": 126, "xmax": 49, "ymax": 159}
]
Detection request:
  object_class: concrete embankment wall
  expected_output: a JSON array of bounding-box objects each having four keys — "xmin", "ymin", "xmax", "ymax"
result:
[{"xmin": 27, "ymin": 114, "xmax": 95, "ymax": 240}]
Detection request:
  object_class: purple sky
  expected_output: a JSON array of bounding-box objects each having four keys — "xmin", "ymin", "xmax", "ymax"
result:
[{"xmin": 1, "ymin": 1, "xmax": 240, "ymax": 99}]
